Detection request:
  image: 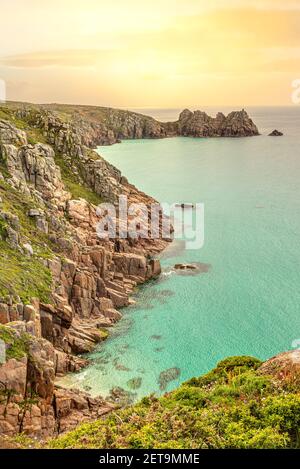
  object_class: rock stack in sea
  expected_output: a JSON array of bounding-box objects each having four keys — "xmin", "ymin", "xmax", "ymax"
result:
[{"xmin": 172, "ymin": 108, "xmax": 259, "ymax": 137}]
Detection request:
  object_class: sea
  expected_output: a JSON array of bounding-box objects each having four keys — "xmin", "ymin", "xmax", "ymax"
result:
[{"xmin": 60, "ymin": 106, "xmax": 300, "ymax": 400}]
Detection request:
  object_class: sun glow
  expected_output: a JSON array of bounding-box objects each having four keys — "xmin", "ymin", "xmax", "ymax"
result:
[{"xmin": 0, "ymin": 0, "xmax": 299, "ymax": 106}]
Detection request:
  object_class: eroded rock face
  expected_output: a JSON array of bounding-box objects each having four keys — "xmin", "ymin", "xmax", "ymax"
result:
[
  {"xmin": 174, "ymin": 108, "xmax": 259, "ymax": 137},
  {"xmin": 0, "ymin": 117, "xmax": 167, "ymax": 351},
  {"xmin": 1, "ymin": 140, "xmax": 69, "ymax": 207},
  {"xmin": 53, "ymin": 387, "xmax": 114, "ymax": 434},
  {"xmin": 0, "ymin": 120, "xmax": 27, "ymax": 146},
  {"xmin": 0, "ymin": 327, "xmax": 114, "ymax": 438}
]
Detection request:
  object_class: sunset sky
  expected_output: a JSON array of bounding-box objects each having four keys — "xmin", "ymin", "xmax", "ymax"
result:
[{"xmin": 1, "ymin": 0, "xmax": 300, "ymax": 108}]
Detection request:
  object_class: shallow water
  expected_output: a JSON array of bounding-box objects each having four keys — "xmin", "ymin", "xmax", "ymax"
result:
[{"xmin": 61, "ymin": 106, "xmax": 300, "ymax": 400}]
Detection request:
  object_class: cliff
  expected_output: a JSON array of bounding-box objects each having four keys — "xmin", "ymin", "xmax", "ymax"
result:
[
  {"xmin": 2, "ymin": 102, "xmax": 259, "ymax": 148},
  {"xmin": 0, "ymin": 103, "xmax": 169, "ymax": 438}
]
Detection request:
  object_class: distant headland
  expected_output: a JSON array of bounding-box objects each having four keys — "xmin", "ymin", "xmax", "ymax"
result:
[{"xmin": 1, "ymin": 101, "xmax": 259, "ymax": 148}]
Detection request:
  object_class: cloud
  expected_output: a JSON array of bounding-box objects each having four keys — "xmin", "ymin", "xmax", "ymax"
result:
[
  {"xmin": 0, "ymin": 49, "xmax": 116, "ymax": 69},
  {"xmin": 1, "ymin": 3, "xmax": 300, "ymax": 106}
]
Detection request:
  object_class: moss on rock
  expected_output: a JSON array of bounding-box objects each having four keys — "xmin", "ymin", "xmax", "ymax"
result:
[{"xmin": 0, "ymin": 325, "xmax": 29, "ymax": 360}]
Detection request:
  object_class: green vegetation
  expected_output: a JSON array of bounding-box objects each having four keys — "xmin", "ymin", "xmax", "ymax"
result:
[
  {"xmin": 0, "ymin": 218, "xmax": 7, "ymax": 239},
  {"xmin": 0, "ymin": 106, "xmax": 47, "ymax": 145},
  {"xmin": 0, "ymin": 325, "xmax": 29, "ymax": 360},
  {"xmin": 0, "ymin": 180, "xmax": 52, "ymax": 303},
  {"xmin": 98, "ymin": 328, "xmax": 109, "ymax": 340},
  {"xmin": 54, "ymin": 153, "xmax": 103, "ymax": 205},
  {"xmin": 0, "ymin": 241, "xmax": 52, "ymax": 303},
  {"xmin": 0, "ymin": 179, "xmax": 50, "ymax": 250},
  {"xmin": 48, "ymin": 356, "xmax": 300, "ymax": 449}
]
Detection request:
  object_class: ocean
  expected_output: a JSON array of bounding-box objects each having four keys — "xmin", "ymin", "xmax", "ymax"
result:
[{"xmin": 60, "ymin": 106, "xmax": 300, "ymax": 400}]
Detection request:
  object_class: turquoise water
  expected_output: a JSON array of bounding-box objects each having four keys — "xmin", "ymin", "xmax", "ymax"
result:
[{"xmin": 62, "ymin": 107, "xmax": 300, "ymax": 400}]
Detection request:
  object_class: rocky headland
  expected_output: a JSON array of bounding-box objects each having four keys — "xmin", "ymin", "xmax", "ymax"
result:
[{"xmin": 3, "ymin": 102, "xmax": 259, "ymax": 148}]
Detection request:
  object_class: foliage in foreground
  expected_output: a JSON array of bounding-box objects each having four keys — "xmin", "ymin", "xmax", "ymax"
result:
[{"xmin": 48, "ymin": 356, "xmax": 300, "ymax": 449}]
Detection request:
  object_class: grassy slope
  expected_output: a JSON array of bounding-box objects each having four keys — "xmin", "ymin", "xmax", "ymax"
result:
[
  {"xmin": 48, "ymin": 356, "xmax": 300, "ymax": 449},
  {"xmin": 0, "ymin": 179, "xmax": 52, "ymax": 303},
  {"xmin": 54, "ymin": 153, "xmax": 103, "ymax": 206},
  {"xmin": 0, "ymin": 325, "xmax": 29, "ymax": 360},
  {"xmin": 0, "ymin": 105, "xmax": 104, "ymax": 302}
]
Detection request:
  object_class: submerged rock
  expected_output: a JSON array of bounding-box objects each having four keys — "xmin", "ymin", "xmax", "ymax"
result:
[
  {"xmin": 174, "ymin": 262, "xmax": 211, "ymax": 274},
  {"xmin": 107, "ymin": 387, "xmax": 136, "ymax": 406},
  {"xmin": 114, "ymin": 362, "xmax": 131, "ymax": 372},
  {"xmin": 127, "ymin": 377, "xmax": 142, "ymax": 390},
  {"xmin": 158, "ymin": 367, "xmax": 181, "ymax": 390},
  {"xmin": 150, "ymin": 335, "xmax": 162, "ymax": 340}
]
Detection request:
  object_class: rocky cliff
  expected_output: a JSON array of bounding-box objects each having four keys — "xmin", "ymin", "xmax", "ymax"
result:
[
  {"xmin": 3, "ymin": 102, "xmax": 259, "ymax": 149},
  {"xmin": 0, "ymin": 103, "xmax": 169, "ymax": 438},
  {"xmin": 172, "ymin": 108, "xmax": 259, "ymax": 137}
]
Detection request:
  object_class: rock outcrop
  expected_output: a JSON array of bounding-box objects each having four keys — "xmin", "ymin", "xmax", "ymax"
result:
[
  {"xmin": 269, "ymin": 129, "xmax": 283, "ymax": 136},
  {"xmin": 258, "ymin": 349, "xmax": 300, "ymax": 384},
  {"xmin": 171, "ymin": 108, "xmax": 259, "ymax": 137},
  {"xmin": 0, "ymin": 326, "xmax": 113, "ymax": 438}
]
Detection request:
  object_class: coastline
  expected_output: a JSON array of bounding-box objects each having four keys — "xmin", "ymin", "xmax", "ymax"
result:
[
  {"xmin": 0, "ymin": 102, "xmax": 300, "ymax": 449},
  {"xmin": 0, "ymin": 101, "xmax": 260, "ymax": 439}
]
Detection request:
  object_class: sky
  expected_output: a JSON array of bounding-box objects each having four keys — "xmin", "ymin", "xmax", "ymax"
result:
[{"xmin": 1, "ymin": 0, "xmax": 300, "ymax": 108}]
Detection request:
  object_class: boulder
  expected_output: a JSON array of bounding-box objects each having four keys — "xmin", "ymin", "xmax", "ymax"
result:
[{"xmin": 259, "ymin": 349, "xmax": 300, "ymax": 384}]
